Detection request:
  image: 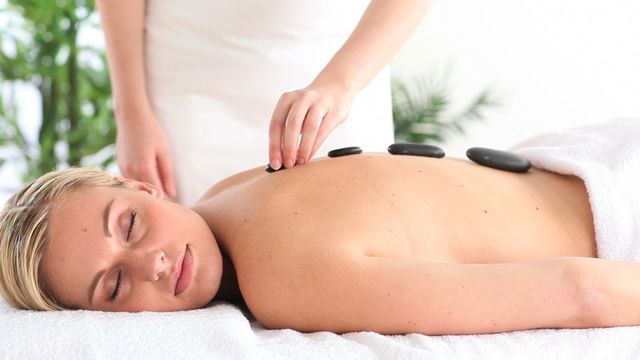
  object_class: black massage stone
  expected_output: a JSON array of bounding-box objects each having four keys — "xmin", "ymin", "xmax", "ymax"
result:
[
  {"xmin": 466, "ymin": 147, "xmax": 531, "ymax": 173},
  {"xmin": 265, "ymin": 164, "xmax": 283, "ymax": 173},
  {"xmin": 328, "ymin": 146, "xmax": 363, "ymax": 158},
  {"xmin": 387, "ymin": 143, "xmax": 445, "ymax": 158}
]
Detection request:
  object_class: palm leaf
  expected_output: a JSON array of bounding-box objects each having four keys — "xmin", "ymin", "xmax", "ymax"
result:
[{"xmin": 392, "ymin": 76, "xmax": 502, "ymax": 144}]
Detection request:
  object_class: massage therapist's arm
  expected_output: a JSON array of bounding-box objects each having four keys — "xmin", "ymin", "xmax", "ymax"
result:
[
  {"xmin": 96, "ymin": 0, "xmax": 176, "ymax": 197},
  {"xmin": 256, "ymin": 256, "xmax": 640, "ymax": 335},
  {"xmin": 269, "ymin": 0, "xmax": 432, "ymax": 169}
]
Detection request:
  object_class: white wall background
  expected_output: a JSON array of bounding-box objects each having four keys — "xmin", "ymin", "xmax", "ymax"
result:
[
  {"xmin": 391, "ymin": 0, "xmax": 640, "ymax": 156},
  {"xmin": 2, "ymin": 0, "xmax": 640, "ymax": 202}
]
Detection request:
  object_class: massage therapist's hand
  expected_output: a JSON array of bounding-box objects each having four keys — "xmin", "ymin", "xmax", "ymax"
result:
[
  {"xmin": 115, "ymin": 108, "xmax": 177, "ymax": 198},
  {"xmin": 269, "ymin": 83, "xmax": 353, "ymax": 169}
]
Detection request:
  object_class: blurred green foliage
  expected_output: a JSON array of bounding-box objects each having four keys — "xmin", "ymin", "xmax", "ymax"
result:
[
  {"xmin": 0, "ymin": 0, "xmax": 115, "ymax": 183},
  {"xmin": 392, "ymin": 76, "xmax": 501, "ymax": 144}
]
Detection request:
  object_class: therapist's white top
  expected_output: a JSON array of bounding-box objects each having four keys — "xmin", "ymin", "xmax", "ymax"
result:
[{"xmin": 145, "ymin": 0, "xmax": 394, "ymax": 205}]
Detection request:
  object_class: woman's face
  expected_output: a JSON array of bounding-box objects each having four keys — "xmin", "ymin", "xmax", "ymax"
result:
[{"xmin": 40, "ymin": 180, "xmax": 223, "ymax": 312}]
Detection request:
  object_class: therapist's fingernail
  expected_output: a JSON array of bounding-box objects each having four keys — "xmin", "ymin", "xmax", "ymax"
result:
[
  {"xmin": 272, "ymin": 160, "xmax": 282, "ymax": 170},
  {"xmin": 284, "ymin": 159, "xmax": 294, "ymax": 168},
  {"xmin": 296, "ymin": 157, "xmax": 305, "ymax": 165}
]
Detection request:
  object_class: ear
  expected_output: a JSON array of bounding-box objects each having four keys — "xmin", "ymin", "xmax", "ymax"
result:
[{"xmin": 113, "ymin": 176, "xmax": 166, "ymax": 199}]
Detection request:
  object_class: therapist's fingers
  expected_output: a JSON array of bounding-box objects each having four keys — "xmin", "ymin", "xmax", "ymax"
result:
[
  {"xmin": 119, "ymin": 156, "xmax": 161, "ymax": 192},
  {"xmin": 282, "ymin": 102, "xmax": 311, "ymax": 168},
  {"xmin": 137, "ymin": 162, "xmax": 165, "ymax": 198},
  {"xmin": 310, "ymin": 114, "xmax": 338, "ymax": 160},
  {"xmin": 297, "ymin": 105, "xmax": 325, "ymax": 164},
  {"xmin": 156, "ymin": 147, "xmax": 177, "ymax": 198},
  {"xmin": 269, "ymin": 94, "xmax": 293, "ymax": 170}
]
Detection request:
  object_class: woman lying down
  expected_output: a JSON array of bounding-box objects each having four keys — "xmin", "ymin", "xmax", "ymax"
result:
[{"xmin": 1, "ymin": 119, "xmax": 639, "ymax": 336}]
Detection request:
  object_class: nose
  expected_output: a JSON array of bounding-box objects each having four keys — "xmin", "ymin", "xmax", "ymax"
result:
[{"xmin": 130, "ymin": 249, "xmax": 168, "ymax": 281}]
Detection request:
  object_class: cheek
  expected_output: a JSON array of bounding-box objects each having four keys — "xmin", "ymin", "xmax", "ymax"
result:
[
  {"xmin": 122, "ymin": 284, "xmax": 172, "ymax": 312},
  {"xmin": 40, "ymin": 236, "xmax": 98, "ymax": 308}
]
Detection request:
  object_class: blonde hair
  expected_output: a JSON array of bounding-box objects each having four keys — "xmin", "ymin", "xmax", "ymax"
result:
[{"xmin": 0, "ymin": 168, "xmax": 131, "ymax": 311}]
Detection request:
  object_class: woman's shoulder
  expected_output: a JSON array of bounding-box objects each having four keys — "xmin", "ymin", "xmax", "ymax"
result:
[
  {"xmin": 195, "ymin": 165, "xmax": 266, "ymax": 202},
  {"xmin": 235, "ymin": 240, "xmax": 362, "ymax": 330}
]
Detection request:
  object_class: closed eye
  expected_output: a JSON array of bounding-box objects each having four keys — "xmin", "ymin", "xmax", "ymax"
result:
[
  {"xmin": 126, "ymin": 209, "xmax": 137, "ymax": 242},
  {"xmin": 111, "ymin": 209, "xmax": 137, "ymax": 302},
  {"xmin": 110, "ymin": 270, "xmax": 122, "ymax": 302}
]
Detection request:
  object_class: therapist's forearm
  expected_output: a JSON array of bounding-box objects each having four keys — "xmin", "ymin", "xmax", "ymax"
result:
[
  {"xmin": 96, "ymin": 0, "xmax": 151, "ymax": 121},
  {"xmin": 311, "ymin": 0, "xmax": 431, "ymax": 95}
]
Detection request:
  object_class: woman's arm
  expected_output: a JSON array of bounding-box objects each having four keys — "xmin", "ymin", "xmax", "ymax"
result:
[
  {"xmin": 257, "ymin": 256, "xmax": 640, "ymax": 335},
  {"xmin": 269, "ymin": 0, "xmax": 432, "ymax": 169},
  {"xmin": 96, "ymin": 0, "xmax": 176, "ymax": 197}
]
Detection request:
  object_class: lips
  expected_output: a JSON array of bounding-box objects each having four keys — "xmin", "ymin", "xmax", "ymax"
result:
[
  {"xmin": 171, "ymin": 249, "xmax": 185, "ymax": 295},
  {"xmin": 173, "ymin": 245, "xmax": 193, "ymax": 296}
]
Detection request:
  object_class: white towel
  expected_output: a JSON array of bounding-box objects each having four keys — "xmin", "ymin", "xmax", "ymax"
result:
[
  {"xmin": 511, "ymin": 118, "xmax": 640, "ymax": 261},
  {"xmin": 2, "ymin": 298, "xmax": 640, "ymax": 359}
]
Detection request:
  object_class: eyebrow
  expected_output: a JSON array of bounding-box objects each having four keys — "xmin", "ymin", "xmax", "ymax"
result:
[
  {"xmin": 103, "ymin": 198, "xmax": 114, "ymax": 237},
  {"xmin": 89, "ymin": 198, "xmax": 115, "ymax": 305}
]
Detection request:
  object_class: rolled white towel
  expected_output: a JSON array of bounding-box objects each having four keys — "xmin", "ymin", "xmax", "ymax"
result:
[{"xmin": 511, "ymin": 118, "xmax": 640, "ymax": 261}]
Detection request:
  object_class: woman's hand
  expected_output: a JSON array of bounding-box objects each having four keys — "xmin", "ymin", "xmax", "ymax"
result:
[
  {"xmin": 115, "ymin": 108, "xmax": 177, "ymax": 198},
  {"xmin": 268, "ymin": 84, "xmax": 353, "ymax": 169}
]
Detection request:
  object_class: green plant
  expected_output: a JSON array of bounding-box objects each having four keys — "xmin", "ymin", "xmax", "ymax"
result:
[
  {"xmin": 0, "ymin": 0, "xmax": 115, "ymax": 183},
  {"xmin": 392, "ymin": 76, "xmax": 501, "ymax": 144}
]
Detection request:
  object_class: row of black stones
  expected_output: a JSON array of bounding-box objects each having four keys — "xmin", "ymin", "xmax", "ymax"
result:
[{"xmin": 265, "ymin": 144, "xmax": 531, "ymax": 173}]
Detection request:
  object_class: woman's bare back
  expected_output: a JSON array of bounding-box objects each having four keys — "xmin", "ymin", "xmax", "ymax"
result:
[
  {"xmin": 195, "ymin": 153, "xmax": 595, "ymax": 263},
  {"xmin": 191, "ymin": 153, "xmax": 598, "ymax": 333}
]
